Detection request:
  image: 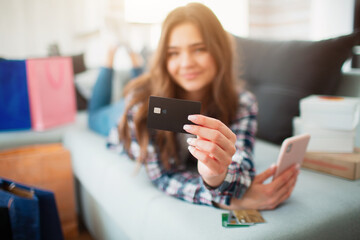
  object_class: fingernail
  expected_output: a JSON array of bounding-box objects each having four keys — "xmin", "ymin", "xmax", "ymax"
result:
[
  {"xmin": 188, "ymin": 146, "xmax": 195, "ymax": 153},
  {"xmin": 270, "ymin": 163, "xmax": 277, "ymax": 169},
  {"xmin": 183, "ymin": 124, "xmax": 191, "ymax": 131},
  {"xmin": 188, "ymin": 115, "xmax": 197, "ymax": 121},
  {"xmin": 187, "ymin": 138, "xmax": 195, "ymax": 145},
  {"xmin": 296, "ymin": 163, "xmax": 301, "ymax": 170}
]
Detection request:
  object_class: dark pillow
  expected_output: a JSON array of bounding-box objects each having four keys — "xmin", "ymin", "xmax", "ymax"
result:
[
  {"xmin": 69, "ymin": 53, "xmax": 88, "ymax": 110},
  {"xmin": 235, "ymin": 32, "xmax": 360, "ymax": 144},
  {"xmin": 71, "ymin": 53, "xmax": 87, "ymax": 74}
]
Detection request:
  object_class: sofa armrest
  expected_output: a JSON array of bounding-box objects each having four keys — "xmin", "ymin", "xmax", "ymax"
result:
[{"xmin": 0, "ymin": 112, "xmax": 88, "ymax": 150}]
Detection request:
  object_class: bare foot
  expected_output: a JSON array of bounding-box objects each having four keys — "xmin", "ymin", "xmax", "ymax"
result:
[{"xmin": 126, "ymin": 46, "xmax": 144, "ymax": 68}]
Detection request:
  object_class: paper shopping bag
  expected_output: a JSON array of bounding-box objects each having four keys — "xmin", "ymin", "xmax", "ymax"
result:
[
  {"xmin": 0, "ymin": 60, "xmax": 32, "ymax": 131},
  {"xmin": 0, "ymin": 207, "xmax": 12, "ymax": 240},
  {"xmin": 0, "ymin": 143, "xmax": 79, "ymax": 239},
  {"xmin": 26, "ymin": 57, "xmax": 76, "ymax": 131}
]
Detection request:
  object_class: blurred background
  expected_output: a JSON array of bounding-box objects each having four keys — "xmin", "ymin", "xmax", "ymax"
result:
[{"xmin": 0, "ymin": 0, "xmax": 357, "ymax": 70}]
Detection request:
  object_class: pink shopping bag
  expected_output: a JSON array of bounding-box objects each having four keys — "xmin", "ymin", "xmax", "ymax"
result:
[{"xmin": 26, "ymin": 57, "xmax": 76, "ymax": 131}]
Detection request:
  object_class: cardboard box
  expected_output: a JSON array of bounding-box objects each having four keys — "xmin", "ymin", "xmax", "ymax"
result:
[{"xmin": 302, "ymin": 148, "xmax": 360, "ymax": 180}]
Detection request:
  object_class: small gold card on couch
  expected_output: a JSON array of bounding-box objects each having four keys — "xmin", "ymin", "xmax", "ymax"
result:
[
  {"xmin": 233, "ymin": 209, "xmax": 265, "ymax": 224},
  {"xmin": 222, "ymin": 210, "xmax": 265, "ymax": 227}
]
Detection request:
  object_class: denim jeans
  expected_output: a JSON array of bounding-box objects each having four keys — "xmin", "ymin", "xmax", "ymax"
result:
[
  {"xmin": 0, "ymin": 179, "xmax": 63, "ymax": 240},
  {"xmin": 88, "ymin": 66, "xmax": 143, "ymax": 136}
]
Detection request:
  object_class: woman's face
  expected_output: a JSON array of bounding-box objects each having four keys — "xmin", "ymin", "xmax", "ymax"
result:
[{"xmin": 166, "ymin": 22, "xmax": 217, "ymax": 100}]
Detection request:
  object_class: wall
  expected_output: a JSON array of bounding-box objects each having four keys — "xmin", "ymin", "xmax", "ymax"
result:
[
  {"xmin": 249, "ymin": 0, "xmax": 355, "ymax": 40},
  {"xmin": 0, "ymin": 0, "xmax": 104, "ymax": 59},
  {"xmin": 310, "ymin": 0, "xmax": 355, "ymax": 39},
  {"xmin": 0, "ymin": 0, "xmax": 356, "ymax": 63}
]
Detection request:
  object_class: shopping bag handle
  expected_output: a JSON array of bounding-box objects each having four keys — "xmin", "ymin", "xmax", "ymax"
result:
[{"xmin": 0, "ymin": 180, "xmax": 34, "ymax": 199}]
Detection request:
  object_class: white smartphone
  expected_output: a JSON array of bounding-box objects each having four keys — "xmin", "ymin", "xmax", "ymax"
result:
[{"xmin": 273, "ymin": 133, "xmax": 311, "ymax": 180}]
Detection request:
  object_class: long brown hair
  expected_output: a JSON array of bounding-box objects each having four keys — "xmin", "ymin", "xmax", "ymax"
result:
[{"xmin": 119, "ymin": 3, "xmax": 239, "ymax": 169}]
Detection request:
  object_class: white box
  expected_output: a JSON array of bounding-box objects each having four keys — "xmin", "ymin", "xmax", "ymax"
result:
[
  {"xmin": 300, "ymin": 95, "xmax": 360, "ymax": 131},
  {"xmin": 293, "ymin": 117, "xmax": 355, "ymax": 153}
]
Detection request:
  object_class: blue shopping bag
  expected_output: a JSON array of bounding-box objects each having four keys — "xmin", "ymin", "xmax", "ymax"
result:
[
  {"xmin": 0, "ymin": 60, "xmax": 31, "ymax": 131},
  {"xmin": 0, "ymin": 178, "xmax": 64, "ymax": 240}
]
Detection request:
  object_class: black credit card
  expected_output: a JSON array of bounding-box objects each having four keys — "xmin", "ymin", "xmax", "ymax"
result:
[{"xmin": 147, "ymin": 96, "xmax": 201, "ymax": 133}]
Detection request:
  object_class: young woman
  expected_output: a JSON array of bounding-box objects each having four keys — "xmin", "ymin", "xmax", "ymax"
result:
[{"xmin": 95, "ymin": 3, "xmax": 299, "ymax": 210}]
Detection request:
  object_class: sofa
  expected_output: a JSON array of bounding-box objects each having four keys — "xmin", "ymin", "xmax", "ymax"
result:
[
  {"xmin": 60, "ymin": 33, "xmax": 360, "ymax": 240},
  {"xmin": 1, "ymin": 33, "xmax": 359, "ymax": 239}
]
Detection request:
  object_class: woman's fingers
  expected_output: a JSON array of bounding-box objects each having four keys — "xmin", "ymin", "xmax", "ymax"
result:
[
  {"xmin": 188, "ymin": 146, "xmax": 227, "ymax": 175},
  {"xmin": 253, "ymin": 164, "xmax": 277, "ymax": 184},
  {"xmin": 277, "ymin": 174, "xmax": 298, "ymax": 203},
  {"xmin": 187, "ymin": 115, "xmax": 236, "ymax": 142},
  {"xmin": 269, "ymin": 173, "xmax": 298, "ymax": 209},
  {"xmin": 184, "ymin": 115, "xmax": 237, "ymax": 157},
  {"xmin": 265, "ymin": 166, "xmax": 299, "ymax": 209},
  {"xmin": 187, "ymin": 138, "xmax": 232, "ymax": 166},
  {"xmin": 272, "ymin": 164, "xmax": 300, "ymax": 192},
  {"xmin": 183, "ymin": 124, "xmax": 235, "ymax": 156},
  {"xmin": 184, "ymin": 115, "xmax": 238, "ymax": 181}
]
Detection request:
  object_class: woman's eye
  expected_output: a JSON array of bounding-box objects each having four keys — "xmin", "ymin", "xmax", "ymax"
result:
[
  {"xmin": 195, "ymin": 47, "xmax": 206, "ymax": 53},
  {"xmin": 168, "ymin": 51, "xmax": 178, "ymax": 57}
]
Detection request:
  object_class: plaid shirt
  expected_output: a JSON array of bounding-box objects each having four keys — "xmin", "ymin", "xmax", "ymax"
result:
[{"xmin": 107, "ymin": 90, "xmax": 257, "ymax": 207}]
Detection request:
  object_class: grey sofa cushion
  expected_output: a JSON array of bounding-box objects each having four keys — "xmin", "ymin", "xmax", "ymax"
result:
[{"xmin": 235, "ymin": 32, "xmax": 360, "ymax": 144}]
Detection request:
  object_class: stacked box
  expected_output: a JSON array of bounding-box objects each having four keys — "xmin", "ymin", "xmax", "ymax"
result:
[
  {"xmin": 294, "ymin": 95, "xmax": 360, "ymax": 180},
  {"xmin": 294, "ymin": 95, "xmax": 359, "ymax": 153}
]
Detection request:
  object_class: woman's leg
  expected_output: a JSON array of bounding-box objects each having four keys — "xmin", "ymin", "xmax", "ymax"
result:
[
  {"xmin": 88, "ymin": 67, "xmax": 122, "ymax": 136},
  {"xmin": 88, "ymin": 67, "xmax": 113, "ymax": 114},
  {"xmin": 88, "ymin": 47, "xmax": 144, "ymax": 136}
]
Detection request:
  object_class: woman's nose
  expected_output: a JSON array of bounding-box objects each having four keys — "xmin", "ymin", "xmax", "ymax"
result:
[{"xmin": 179, "ymin": 52, "xmax": 195, "ymax": 67}]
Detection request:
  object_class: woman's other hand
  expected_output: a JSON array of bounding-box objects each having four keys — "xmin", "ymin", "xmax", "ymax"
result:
[
  {"xmin": 218, "ymin": 164, "xmax": 300, "ymax": 210},
  {"xmin": 184, "ymin": 114, "xmax": 237, "ymax": 188}
]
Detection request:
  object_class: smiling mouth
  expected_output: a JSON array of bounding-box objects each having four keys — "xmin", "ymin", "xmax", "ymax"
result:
[{"xmin": 181, "ymin": 72, "xmax": 201, "ymax": 80}]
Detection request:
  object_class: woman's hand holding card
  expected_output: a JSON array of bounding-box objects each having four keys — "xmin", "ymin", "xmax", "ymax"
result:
[{"xmin": 184, "ymin": 114, "xmax": 237, "ymax": 188}]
